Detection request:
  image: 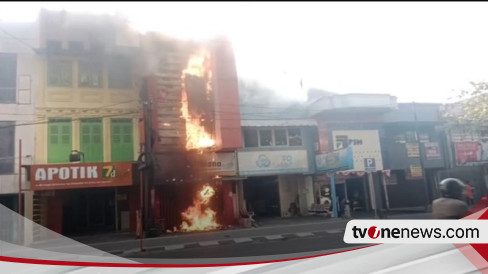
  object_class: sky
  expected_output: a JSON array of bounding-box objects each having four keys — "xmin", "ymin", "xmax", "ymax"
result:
[{"xmin": 2, "ymin": 2, "xmax": 488, "ymax": 103}]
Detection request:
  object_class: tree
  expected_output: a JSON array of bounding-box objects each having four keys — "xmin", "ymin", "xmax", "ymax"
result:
[{"xmin": 446, "ymin": 81, "xmax": 488, "ymax": 124}]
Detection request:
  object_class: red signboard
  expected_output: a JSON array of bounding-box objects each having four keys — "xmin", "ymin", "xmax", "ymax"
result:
[
  {"xmin": 454, "ymin": 141, "xmax": 482, "ymax": 165},
  {"xmin": 30, "ymin": 162, "xmax": 134, "ymax": 190}
]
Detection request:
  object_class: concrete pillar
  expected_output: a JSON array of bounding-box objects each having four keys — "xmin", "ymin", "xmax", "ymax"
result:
[
  {"xmin": 299, "ymin": 176, "xmax": 314, "ymax": 215},
  {"xmin": 23, "ymin": 190, "xmax": 34, "ymax": 245},
  {"xmin": 236, "ymin": 180, "xmax": 245, "ymax": 212},
  {"xmin": 103, "ymin": 118, "xmax": 111, "ymax": 162},
  {"xmin": 368, "ymin": 172, "xmax": 376, "ymax": 211},
  {"xmin": 382, "ymin": 173, "xmax": 390, "ymax": 209},
  {"xmin": 73, "ymin": 119, "xmax": 80, "ymax": 151}
]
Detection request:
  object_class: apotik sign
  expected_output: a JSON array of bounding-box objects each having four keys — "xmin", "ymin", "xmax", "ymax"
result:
[{"xmin": 29, "ymin": 162, "xmax": 134, "ymax": 190}]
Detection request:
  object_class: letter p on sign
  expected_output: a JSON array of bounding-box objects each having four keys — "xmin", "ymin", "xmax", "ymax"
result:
[{"xmin": 364, "ymin": 158, "xmax": 376, "ymax": 172}]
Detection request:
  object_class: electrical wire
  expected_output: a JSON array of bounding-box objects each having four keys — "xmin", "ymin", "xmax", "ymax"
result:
[
  {"xmin": 0, "ymin": 110, "xmax": 139, "ymax": 130},
  {"xmin": 0, "ymin": 27, "xmax": 37, "ymax": 52}
]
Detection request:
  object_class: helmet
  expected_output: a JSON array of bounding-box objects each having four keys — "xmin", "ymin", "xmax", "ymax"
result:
[{"xmin": 439, "ymin": 178, "xmax": 465, "ymax": 199}]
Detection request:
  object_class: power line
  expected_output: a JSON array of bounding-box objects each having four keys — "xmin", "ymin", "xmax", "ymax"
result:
[
  {"xmin": 0, "ymin": 99, "xmax": 139, "ymax": 117},
  {"xmin": 0, "ymin": 99, "xmax": 140, "ymax": 128},
  {"xmin": 0, "ymin": 110, "xmax": 139, "ymax": 130},
  {"xmin": 0, "ymin": 27, "xmax": 37, "ymax": 52}
]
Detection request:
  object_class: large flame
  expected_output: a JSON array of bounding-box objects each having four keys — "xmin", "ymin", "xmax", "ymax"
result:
[
  {"xmin": 181, "ymin": 49, "xmax": 215, "ymax": 150},
  {"xmin": 180, "ymin": 185, "xmax": 220, "ymax": 232}
]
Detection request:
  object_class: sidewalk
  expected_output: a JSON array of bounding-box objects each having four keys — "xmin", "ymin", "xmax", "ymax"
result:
[{"xmin": 69, "ymin": 211, "xmax": 432, "ymax": 256}]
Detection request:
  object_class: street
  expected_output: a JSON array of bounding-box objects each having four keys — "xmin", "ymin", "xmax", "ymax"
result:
[
  {"xmin": 71, "ymin": 212, "xmax": 431, "ymax": 259},
  {"xmin": 128, "ymin": 233, "xmax": 363, "ymax": 259}
]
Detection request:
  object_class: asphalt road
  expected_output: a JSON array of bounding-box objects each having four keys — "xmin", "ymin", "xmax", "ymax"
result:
[
  {"xmin": 83, "ymin": 219, "xmax": 350, "ymax": 253},
  {"xmin": 128, "ymin": 233, "xmax": 362, "ymax": 259}
]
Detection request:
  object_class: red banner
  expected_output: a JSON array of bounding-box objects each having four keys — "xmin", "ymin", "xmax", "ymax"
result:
[
  {"xmin": 454, "ymin": 141, "xmax": 482, "ymax": 165},
  {"xmin": 30, "ymin": 162, "xmax": 134, "ymax": 190}
]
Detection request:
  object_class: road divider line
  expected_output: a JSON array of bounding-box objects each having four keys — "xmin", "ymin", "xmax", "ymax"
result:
[
  {"xmin": 265, "ymin": 235, "xmax": 284, "ymax": 240},
  {"xmin": 164, "ymin": 244, "xmax": 185, "ymax": 250},
  {"xmin": 234, "ymin": 238, "xmax": 253, "ymax": 243},
  {"xmin": 199, "ymin": 241, "xmax": 220, "ymax": 247},
  {"xmin": 296, "ymin": 232, "xmax": 314, "ymax": 237}
]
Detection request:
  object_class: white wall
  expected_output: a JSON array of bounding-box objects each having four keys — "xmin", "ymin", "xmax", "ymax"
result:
[
  {"xmin": 278, "ymin": 175, "xmax": 298, "ymax": 217},
  {"xmin": 0, "ymin": 22, "xmax": 39, "ymax": 196},
  {"xmin": 278, "ymin": 175, "xmax": 316, "ymax": 217},
  {"xmin": 299, "ymin": 176, "xmax": 315, "ymax": 215}
]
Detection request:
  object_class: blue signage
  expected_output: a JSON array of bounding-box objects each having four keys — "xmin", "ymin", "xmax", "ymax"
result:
[{"xmin": 315, "ymin": 147, "xmax": 354, "ymax": 173}]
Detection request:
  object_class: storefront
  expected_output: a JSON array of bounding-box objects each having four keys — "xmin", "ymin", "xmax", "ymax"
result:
[
  {"xmin": 27, "ymin": 162, "xmax": 137, "ymax": 236},
  {"xmin": 238, "ymin": 149, "xmax": 314, "ymax": 217},
  {"xmin": 152, "ymin": 151, "xmax": 239, "ymax": 232}
]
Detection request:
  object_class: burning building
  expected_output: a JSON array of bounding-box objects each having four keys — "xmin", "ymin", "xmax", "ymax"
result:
[
  {"xmin": 139, "ymin": 33, "xmax": 243, "ymax": 232},
  {"xmin": 21, "ymin": 10, "xmax": 242, "ymax": 237}
]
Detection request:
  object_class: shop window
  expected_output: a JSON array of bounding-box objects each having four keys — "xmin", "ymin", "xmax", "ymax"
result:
[
  {"xmin": 47, "ymin": 59, "xmax": 73, "ymax": 87},
  {"xmin": 243, "ymin": 128, "xmax": 304, "ymax": 148},
  {"xmin": 243, "ymin": 129, "xmax": 258, "ymax": 147},
  {"xmin": 79, "ymin": 61, "xmax": 102, "ymax": 88},
  {"xmin": 48, "ymin": 118, "xmax": 72, "ymax": 163},
  {"xmin": 259, "ymin": 129, "xmax": 273, "ymax": 146},
  {"xmin": 108, "ymin": 56, "xmax": 132, "ymax": 89},
  {"xmin": 275, "ymin": 129, "xmax": 287, "ymax": 146},
  {"xmin": 288, "ymin": 128, "xmax": 303, "ymax": 146},
  {"xmin": 80, "ymin": 119, "xmax": 103, "ymax": 163},
  {"xmin": 0, "ymin": 121, "xmax": 14, "ymax": 174},
  {"xmin": 0, "ymin": 53, "xmax": 17, "ymax": 103},
  {"xmin": 111, "ymin": 119, "xmax": 133, "ymax": 161}
]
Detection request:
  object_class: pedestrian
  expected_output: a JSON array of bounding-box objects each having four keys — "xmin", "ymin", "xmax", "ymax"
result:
[
  {"xmin": 464, "ymin": 180, "xmax": 475, "ymax": 206},
  {"xmin": 342, "ymin": 200, "xmax": 352, "ymax": 219},
  {"xmin": 432, "ymin": 178, "xmax": 469, "ymax": 219}
]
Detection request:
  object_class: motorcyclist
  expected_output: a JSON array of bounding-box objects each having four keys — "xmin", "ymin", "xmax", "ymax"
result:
[{"xmin": 432, "ymin": 178, "xmax": 469, "ymax": 219}]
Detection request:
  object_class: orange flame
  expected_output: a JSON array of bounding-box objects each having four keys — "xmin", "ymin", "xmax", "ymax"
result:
[
  {"xmin": 181, "ymin": 49, "xmax": 215, "ymax": 150},
  {"xmin": 180, "ymin": 185, "xmax": 220, "ymax": 232}
]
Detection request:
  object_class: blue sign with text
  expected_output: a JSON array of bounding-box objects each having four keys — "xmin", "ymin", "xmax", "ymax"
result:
[{"xmin": 315, "ymin": 147, "xmax": 354, "ymax": 173}]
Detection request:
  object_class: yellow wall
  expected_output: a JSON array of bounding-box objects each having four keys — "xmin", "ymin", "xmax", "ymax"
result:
[{"xmin": 34, "ymin": 57, "xmax": 140, "ymax": 164}]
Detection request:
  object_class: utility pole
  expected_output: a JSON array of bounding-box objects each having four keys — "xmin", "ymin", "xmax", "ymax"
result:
[
  {"xmin": 142, "ymin": 100, "xmax": 151, "ymax": 234},
  {"xmin": 414, "ymin": 103, "xmax": 431, "ymax": 211},
  {"xmin": 18, "ymin": 139, "xmax": 23, "ymax": 245},
  {"xmin": 141, "ymin": 77, "xmax": 160, "ymax": 238}
]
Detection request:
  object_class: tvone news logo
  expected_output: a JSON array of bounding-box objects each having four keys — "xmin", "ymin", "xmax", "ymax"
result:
[
  {"xmin": 345, "ymin": 220, "xmax": 484, "ymax": 244},
  {"xmin": 352, "ymin": 226, "xmax": 381, "ymax": 239},
  {"xmin": 351, "ymin": 225, "xmax": 435, "ymax": 239},
  {"xmin": 368, "ymin": 226, "xmax": 380, "ymax": 239}
]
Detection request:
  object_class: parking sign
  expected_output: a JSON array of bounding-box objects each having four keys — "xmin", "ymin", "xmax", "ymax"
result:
[{"xmin": 364, "ymin": 158, "xmax": 376, "ymax": 172}]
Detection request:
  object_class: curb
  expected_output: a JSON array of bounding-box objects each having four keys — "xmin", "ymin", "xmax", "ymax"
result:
[{"xmin": 115, "ymin": 229, "xmax": 345, "ymax": 256}]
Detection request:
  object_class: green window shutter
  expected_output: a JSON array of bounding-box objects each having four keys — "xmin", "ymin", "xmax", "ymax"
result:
[
  {"xmin": 111, "ymin": 119, "xmax": 133, "ymax": 162},
  {"xmin": 48, "ymin": 119, "xmax": 72, "ymax": 163},
  {"xmin": 80, "ymin": 119, "xmax": 103, "ymax": 163}
]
